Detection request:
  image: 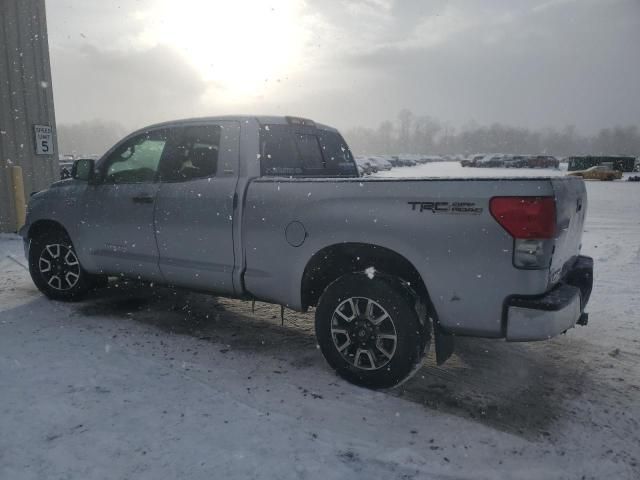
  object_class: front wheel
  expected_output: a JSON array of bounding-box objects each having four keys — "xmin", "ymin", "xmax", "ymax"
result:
[
  {"xmin": 315, "ymin": 274, "xmax": 428, "ymax": 389},
  {"xmin": 28, "ymin": 230, "xmax": 97, "ymax": 301}
]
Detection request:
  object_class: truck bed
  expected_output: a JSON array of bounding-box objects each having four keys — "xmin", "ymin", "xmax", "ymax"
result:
[{"xmin": 241, "ymin": 176, "xmax": 587, "ymax": 338}]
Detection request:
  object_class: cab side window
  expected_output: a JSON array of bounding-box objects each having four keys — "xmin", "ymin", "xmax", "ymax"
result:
[
  {"xmin": 159, "ymin": 125, "xmax": 221, "ymax": 182},
  {"xmin": 318, "ymin": 131, "xmax": 358, "ymax": 176},
  {"xmin": 296, "ymin": 133, "xmax": 325, "ymax": 174},
  {"xmin": 260, "ymin": 124, "xmax": 357, "ymax": 177},
  {"xmin": 102, "ymin": 130, "xmax": 168, "ymax": 184},
  {"xmin": 260, "ymin": 125, "xmax": 302, "ymax": 175}
]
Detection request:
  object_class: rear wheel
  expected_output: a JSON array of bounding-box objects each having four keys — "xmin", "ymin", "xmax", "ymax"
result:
[
  {"xmin": 28, "ymin": 230, "xmax": 99, "ymax": 301},
  {"xmin": 315, "ymin": 273, "xmax": 428, "ymax": 389}
]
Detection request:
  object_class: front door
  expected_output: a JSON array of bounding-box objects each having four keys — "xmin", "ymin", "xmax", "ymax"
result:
[
  {"xmin": 79, "ymin": 129, "xmax": 169, "ymax": 281},
  {"xmin": 154, "ymin": 121, "xmax": 240, "ymax": 294}
]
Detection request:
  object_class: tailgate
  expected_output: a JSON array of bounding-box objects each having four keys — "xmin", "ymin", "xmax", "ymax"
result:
[{"xmin": 549, "ymin": 177, "xmax": 588, "ymax": 285}]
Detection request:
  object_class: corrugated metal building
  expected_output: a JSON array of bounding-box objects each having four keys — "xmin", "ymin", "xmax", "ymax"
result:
[{"xmin": 0, "ymin": 0, "xmax": 57, "ymax": 232}]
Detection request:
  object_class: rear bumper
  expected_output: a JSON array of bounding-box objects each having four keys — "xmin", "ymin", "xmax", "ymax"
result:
[{"xmin": 505, "ymin": 255, "xmax": 593, "ymax": 341}]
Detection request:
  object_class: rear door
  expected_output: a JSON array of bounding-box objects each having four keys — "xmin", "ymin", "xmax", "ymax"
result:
[{"xmin": 154, "ymin": 121, "xmax": 240, "ymax": 294}]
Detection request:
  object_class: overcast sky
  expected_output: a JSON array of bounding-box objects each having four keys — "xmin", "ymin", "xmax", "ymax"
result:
[{"xmin": 46, "ymin": 0, "xmax": 640, "ymax": 133}]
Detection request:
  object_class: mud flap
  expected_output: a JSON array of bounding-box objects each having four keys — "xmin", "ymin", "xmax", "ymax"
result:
[{"xmin": 434, "ymin": 322, "xmax": 455, "ymax": 365}]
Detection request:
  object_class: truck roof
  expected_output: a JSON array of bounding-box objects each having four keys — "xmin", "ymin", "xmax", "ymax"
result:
[{"xmin": 142, "ymin": 115, "xmax": 338, "ymax": 133}]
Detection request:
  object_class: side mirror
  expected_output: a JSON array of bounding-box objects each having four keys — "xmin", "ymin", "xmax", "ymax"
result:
[{"xmin": 71, "ymin": 158, "xmax": 96, "ymax": 183}]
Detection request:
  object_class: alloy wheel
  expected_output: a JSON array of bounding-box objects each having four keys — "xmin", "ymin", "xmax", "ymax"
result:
[
  {"xmin": 330, "ymin": 297, "xmax": 398, "ymax": 370},
  {"xmin": 38, "ymin": 243, "xmax": 81, "ymax": 291}
]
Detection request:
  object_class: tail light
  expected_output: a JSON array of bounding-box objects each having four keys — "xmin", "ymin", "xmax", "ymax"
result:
[
  {"xmin": 490, "ymin": 196, "xmax": 556, "ymax": 269},
  {"xmin": 489, "ymin": 197, "xmax": 556, "ymax": 239}
]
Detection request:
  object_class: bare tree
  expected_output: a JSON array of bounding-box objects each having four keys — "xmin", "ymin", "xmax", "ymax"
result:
[{"xmin": 344, "ymin": 110, "xmax": 640, "ymax": 158}]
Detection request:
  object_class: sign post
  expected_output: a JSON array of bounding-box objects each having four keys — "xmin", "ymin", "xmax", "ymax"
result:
[
  {"xmin": 33, "ymin": 124, "xmax": 53, "ymax": 155},
  {"xmin": 10, "ymin": 166, "xmax": 26, "ymax": 229}
]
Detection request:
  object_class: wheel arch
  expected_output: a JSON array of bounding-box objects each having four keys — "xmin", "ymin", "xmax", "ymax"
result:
[
  {"xmin": 27, "ymin": 219, "xmax": 70, "ymax": 241},
  {"xmin": 25, "ymin": 218, "xmax": 99, "ymax": 300},
  {"xmin": 301, "ymin": 242, "xmax": 433, "ymax": 312}
]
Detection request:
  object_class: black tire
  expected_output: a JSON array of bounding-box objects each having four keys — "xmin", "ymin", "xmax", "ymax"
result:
[
  {"xmin": 28, "ymin": 229, "xmax": 96, "ymax": 301},
  {"xmin": 315, "ymin": 273, "xmax": 428, "ymax": 389}
]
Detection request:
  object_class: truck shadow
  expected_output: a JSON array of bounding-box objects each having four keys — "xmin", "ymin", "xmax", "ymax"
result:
[
  {"xmin": 76, "ymin": 282, "xmax": 594, "ymax": 441},
  {"xmin": 397, "ymin": 337, "xmax": 593, "ymax": 440},
  {"xmin": 77, "ymin": 281, "xmax": 321, "ymax": 366}
]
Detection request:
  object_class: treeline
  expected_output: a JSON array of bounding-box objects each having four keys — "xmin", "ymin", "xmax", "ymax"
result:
[
  {"xmin": 57, "ymin": 120, "xmax": 128, "ymax": 157},
  {"xmin": 57, "ymin": 112, "xmax": 640, "ymax": 159},
  {"xmin": 344, "ymin": 109, "xmax": 640, "ymax": 157}
]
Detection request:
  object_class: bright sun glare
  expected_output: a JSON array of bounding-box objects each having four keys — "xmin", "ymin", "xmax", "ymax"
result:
[{"xmin": 137, "ymin": 0, "xmax": 308, "ymax": 102}]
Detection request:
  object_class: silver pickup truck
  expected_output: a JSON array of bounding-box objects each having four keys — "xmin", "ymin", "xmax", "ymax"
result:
[{"xmin": 20, "ymin": 115, "xmax": 593, "ymax": 388}]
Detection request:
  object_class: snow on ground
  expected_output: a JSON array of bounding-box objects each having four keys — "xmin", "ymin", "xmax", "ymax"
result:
[
  {"xmin": 374, "ymin": 162, "xmax": 568, "ymax": 178},
  {"xmin": 374, "ymin": 160, "xmax": 636, "ymax": 180},
  {"xmin": 1, "ymin": 165, "xmax": 639, "ymax": 479}
]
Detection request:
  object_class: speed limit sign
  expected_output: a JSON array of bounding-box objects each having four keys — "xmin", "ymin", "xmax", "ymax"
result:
[{"xmin": 34, "ymin": 124, "xmax": 54, "ymax": 155}]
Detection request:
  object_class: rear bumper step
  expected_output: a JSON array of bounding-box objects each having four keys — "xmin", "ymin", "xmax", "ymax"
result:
[{"xmin": 504, "ymin": 255, "xmax": 593, "ymax": 341}]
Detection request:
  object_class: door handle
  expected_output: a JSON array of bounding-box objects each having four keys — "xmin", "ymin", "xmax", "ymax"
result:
[{"xmin": 132, "ymin": 194, "xmax": 154, "ymax": 204}]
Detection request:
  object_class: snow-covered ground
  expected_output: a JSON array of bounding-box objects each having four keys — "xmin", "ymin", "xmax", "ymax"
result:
[
  {"xmin": 373, "ymin": 160, "xmax": 640, "ymax": 180},
  {"xmin": 1, "ymin": 165, "xmax": 639, "ymax": 479},
  {"xmin": 374, "ymin": 161, "xmax": 568, "ymax": 178}
]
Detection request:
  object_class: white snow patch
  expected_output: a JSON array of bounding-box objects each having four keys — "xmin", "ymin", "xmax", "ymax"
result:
[{"xmin": 374, "ymin": 161, "xmax": 566, "ymax": 179}]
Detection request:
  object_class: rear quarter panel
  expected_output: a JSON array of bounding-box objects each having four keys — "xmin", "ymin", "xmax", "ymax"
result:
[
  {"xmin": 549, "ymin": 177, "xmax": 588, "ymax": 283},
  {"xmin": 243, "ymin": 177, "xmax": 555, "ymax": 337}
]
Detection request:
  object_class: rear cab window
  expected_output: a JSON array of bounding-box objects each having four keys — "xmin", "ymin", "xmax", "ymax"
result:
[{"xmin": 260, "ymin": 123, "xmax": 358, "ymax": 177}]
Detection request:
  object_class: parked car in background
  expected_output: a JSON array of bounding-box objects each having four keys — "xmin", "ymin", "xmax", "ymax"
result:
[
  {"xmin": 461, "ymin": 154, "xmax": 487, "ymax": 167},
  {"xmin": 354, "ymin": 156, "xmax": 376, "ymax": 175},
  {"xmin": 387, "ymin": 156, "xmax": 401, "ymax": 167},
  {"xmin": 567, "ymin": 155, "xmax": 636, "ymax": 173},
  {"xmin": 367, "ymin": 156, "xmax": 392, "ymax": 171},
  {"xmin": 567, "ymin": 165, "xmax": 623, "ymax": 181},
  {"xmin": 528, "ymin": 155, "xmax": 560, "ymax": 169},
  {"xmin": 420, "ymin": 155, "xmax": 445, "ymax": 163},
  {"xmin": 503, "ymin": 155, "xmax": 528, "ymax": 168},
  {"xmin": 477, "ymin": 154, "xmax": 506, "ymax": 167},
  {"xmin": 364, "ymin": 160, "xmax": 378, "ymax": 173},
  {"xmin": 58, "ymin": 154, "xmax": 75, "ymax": 179},
  {"xmin": 473, "ymin": 154, "xmax": 560, "ymax": 169}
]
